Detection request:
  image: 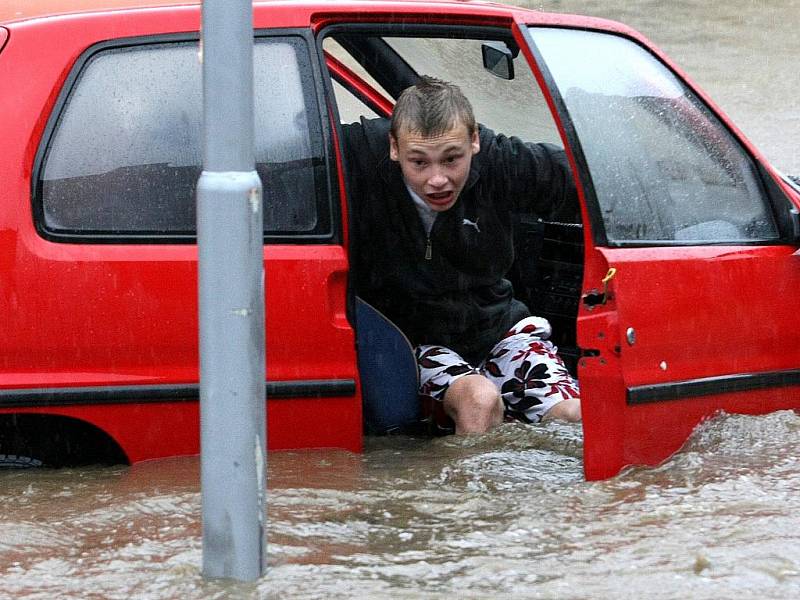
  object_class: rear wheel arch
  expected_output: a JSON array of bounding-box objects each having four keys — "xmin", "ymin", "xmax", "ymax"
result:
[{"xmin": 0, "ymin": 413, "xmax": 128, "ymax": 468}]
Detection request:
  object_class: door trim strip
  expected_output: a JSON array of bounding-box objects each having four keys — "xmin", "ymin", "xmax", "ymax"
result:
[
  {"xmin": 627, "ymin": 369, "xmax": 800, "ymax": 404},
  {"xmin": 0, "ymin": 379, "xmax": 356, "ymax": 408}
]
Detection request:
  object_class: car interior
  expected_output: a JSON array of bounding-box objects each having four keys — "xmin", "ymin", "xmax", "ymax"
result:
[{"xmin": 320, "ymin": 27, "xmax": 585, "ymax": 433}]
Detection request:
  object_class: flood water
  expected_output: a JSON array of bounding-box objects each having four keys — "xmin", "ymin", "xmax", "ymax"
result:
[
  {"xmin": 2, "ymin": 1, "xmax": 799, "ymax": 598},
  {"xmin": 2, "ymin": 413, "xmax": 800, "ymax": 598}
]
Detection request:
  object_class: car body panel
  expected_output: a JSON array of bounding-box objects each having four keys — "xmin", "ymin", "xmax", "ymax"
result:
[
  {"xmin": 576, "ymin": 244, "xmax": 800, "ymax": 480},
  {"xmin": 0, "ymin": 2, "xmax": 361, "ymax": 458}
]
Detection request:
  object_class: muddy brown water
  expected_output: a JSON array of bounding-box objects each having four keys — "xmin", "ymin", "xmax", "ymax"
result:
[
  {"xmin": 2, "ymin": 1, "xmax": 799, "ymax": 598},
  {"xmin": 2, "ymin": 414, "xmax": 800, "ymax": 598}
]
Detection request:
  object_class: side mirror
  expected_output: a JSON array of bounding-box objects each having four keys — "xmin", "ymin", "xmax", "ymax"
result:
[
  {"xmin": 790, "ymin": 206, "xmax": 800, "ymax": 243},
  {"xmin": 482, "ymin": 41, "xmax": 515, "ymax": 80},
  {"xmin": 779, "ymin": 174, "xmax": 800, "ymax": 242}
]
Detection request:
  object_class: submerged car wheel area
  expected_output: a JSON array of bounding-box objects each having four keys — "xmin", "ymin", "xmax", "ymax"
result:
[
  {"xmin": 0, "ymin": 414, "xmax": 127, "ymax": 468},
  {"xmin": 0, "ymin": 0, "xmax": 798, "ymax": 477}
]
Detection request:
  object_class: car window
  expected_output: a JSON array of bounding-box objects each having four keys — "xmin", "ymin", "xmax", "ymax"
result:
[
  {"xmin": 529, "ymin": 27, "xmax": 779, "ymax": 245},
  {"xmin": 38, "ymin": 36, "xmax": 333, "ymax": 241},
  {"xmin": 323, "ymin": 33, "xmax": 562, "ymax": 147},
  {"xmin": 383, "ymin": 36, "xmax": 561, "ymax": 146}
]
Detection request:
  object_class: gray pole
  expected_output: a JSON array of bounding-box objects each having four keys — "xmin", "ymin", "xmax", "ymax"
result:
[{"xmin": 198, "ymin": 0, "xmax": 266, "ymax": 581}]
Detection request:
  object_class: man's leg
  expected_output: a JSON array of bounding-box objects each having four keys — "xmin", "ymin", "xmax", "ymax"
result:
[
  {"xmin": 443, "ymin": 374, "xmax": 504, "ymax": 434},
  {"xmin": 542, "ymin": 396, "xmax": 581, "ymax": 422},
  {"xmin": 416, "ymin": 345, "xmax": 502, "ymax": 434},
  {"xmin": 481, "ymin": 316, "xmax": 581, "ymax": 423}
]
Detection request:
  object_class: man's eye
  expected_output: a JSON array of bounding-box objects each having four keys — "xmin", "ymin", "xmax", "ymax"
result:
[{"xmin": 413, "ymin": 160, "xmax": 427, "ymax": 167}]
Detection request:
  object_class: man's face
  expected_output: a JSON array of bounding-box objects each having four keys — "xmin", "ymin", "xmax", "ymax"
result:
[{"xmin": 389, "ymin": 122, "xmax": 480, "ymax": 212}]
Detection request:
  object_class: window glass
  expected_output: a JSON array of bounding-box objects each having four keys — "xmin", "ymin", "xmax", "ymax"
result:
[
  {"xmin": 254, "ymin": 40, "xmax": 326, "ymax": 234},
  {"xmin": 39, "ymin": 37, "xmax": 331, "ymax": 239},
  {"xmin": 323, "ymin": 34, "xmax": 562, "ymax": 145},
  {"xmin": 384, "ymin": 36, "xmax": 561, "ymax": 146},
  {"xmin": 529, "ymin": 28, "xmax": 778, "ymax": 244}
]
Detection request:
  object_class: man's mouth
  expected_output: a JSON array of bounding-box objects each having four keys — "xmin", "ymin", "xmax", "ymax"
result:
[{"xmin": 425, "ymin": 191, "xmax": 454, "ymax": 206}]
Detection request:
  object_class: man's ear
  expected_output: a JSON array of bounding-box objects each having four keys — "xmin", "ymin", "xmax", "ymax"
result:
[
  {"xmin": 389, "ymin": 134, "xmax": 399, "ymax": 162},
  {"xmin": 471, "ymin": 130, "xmax": 480, "ymax": 155}
]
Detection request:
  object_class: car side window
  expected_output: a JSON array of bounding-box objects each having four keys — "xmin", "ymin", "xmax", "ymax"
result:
[
  {"xmin": 37, "ymin": 36, "xmax": 333, "ymax": 241},
  {"xmin": 529, "ymin": 27, "xmax": 779, "ymax": 245}
]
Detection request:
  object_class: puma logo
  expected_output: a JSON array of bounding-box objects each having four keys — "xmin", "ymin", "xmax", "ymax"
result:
[{"xmin": 462, "ymin": 217, "xmax": 480, "ymax": 233}]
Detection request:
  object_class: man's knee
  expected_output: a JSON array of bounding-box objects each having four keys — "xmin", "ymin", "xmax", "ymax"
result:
[{"xmin": 444, "ymin": 374, "xmax": 503, "ymax": 434}]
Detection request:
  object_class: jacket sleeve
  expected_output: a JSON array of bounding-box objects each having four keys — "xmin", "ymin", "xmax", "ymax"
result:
[
  {"xmin": 483, "ymin": 130, "xmax": 581, "ymax": 223},
  {"xmin": 340, "ymin": 117, "xmax": 391, "ymax": 215},
  {"xmin": 339, "ymin": 117, "xmax": 392, "ymax": 294},
  {"xmin": 340, "ymin": 120, "xmax": 369, "ymax": 293}
]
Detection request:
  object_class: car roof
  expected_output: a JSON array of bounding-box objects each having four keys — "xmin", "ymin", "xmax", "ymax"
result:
[
  {"xmin": 0, "ymin": 0, "xmax": 192, "ymax": 24},
  {"xmin": 0, "ymin": 0, "xmax": 630, "ymax": 34}
]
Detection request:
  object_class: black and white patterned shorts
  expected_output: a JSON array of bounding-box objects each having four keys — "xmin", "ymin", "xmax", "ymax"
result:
[{"xmin": 415, "ymin": 316, "xmax": 579, "ymax": 423}]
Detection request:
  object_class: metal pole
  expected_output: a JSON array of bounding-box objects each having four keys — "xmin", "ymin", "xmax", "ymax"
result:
[{"xmin": 198, "ymin": 0, "xmax": 266, "ymax": 581}]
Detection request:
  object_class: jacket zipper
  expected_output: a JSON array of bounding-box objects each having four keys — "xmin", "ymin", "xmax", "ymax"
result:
[{"xmin": 425, "ymin": 235, "xmax": 432, "ymax": 260}]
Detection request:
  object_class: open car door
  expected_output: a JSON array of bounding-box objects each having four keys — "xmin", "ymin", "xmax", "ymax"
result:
[{"xmin": 517, "ymin": 23, "xmax": 800, "ymax": 479}]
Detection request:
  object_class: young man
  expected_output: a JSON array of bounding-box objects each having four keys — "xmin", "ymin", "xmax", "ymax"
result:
[{"xmin": 343, "ymin": 76, "xmax": 581, "ymax": 434}]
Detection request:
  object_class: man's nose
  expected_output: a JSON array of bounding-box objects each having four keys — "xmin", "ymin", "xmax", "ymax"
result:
[{"xmin": 428, "ymin": 169, "xmax": 447, "ymax": 187}]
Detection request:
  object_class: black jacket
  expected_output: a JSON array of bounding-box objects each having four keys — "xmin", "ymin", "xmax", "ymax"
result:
[{"xmin": 343, "ymin": 117, "xmax": 577, "ymax": 364}]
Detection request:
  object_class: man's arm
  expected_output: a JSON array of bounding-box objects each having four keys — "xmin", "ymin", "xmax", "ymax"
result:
[
  {"xmin": 339, "ymin": 117, "xmax": 393, "ymax": 295},
  {"xmin": 482, "ymin": 130, "xmax": 581, "ymax": 223}
]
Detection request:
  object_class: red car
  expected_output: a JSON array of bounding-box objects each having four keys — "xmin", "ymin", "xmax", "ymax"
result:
[{"xmin": 1, "ymin": 0, "xmax": 798, "ymax": 479}]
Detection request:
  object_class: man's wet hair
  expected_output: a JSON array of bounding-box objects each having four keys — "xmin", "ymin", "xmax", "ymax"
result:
[{"xmin": 390, "ymin": 76, "xmax": 476, "ymax": 139}]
